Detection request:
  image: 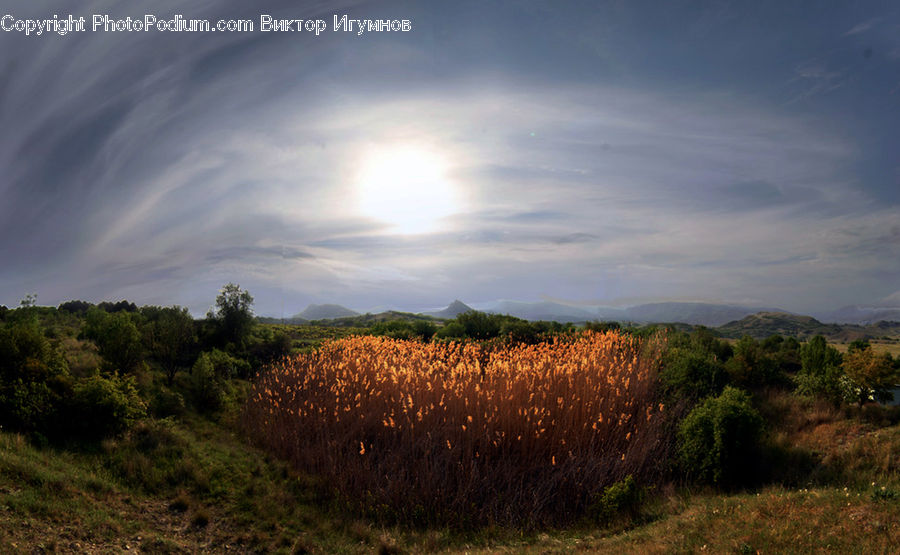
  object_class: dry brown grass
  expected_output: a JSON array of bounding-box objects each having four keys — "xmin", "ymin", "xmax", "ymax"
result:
[{"xmin": 243, "ymin": 332, "xmax": 669, "ymax": 527}]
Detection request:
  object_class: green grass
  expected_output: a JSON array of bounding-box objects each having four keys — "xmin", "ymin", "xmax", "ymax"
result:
[{"xmin": 3, "ymin": 409, "xmax": 900, "ymax": 553}]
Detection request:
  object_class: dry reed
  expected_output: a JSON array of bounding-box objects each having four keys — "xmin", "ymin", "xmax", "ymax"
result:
[{"xmin": 243, "ymin": 331, "xmax": 667, "ymax": 527}]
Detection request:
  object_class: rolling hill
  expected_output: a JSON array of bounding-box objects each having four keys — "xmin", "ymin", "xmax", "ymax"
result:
[
  {"xmin": 717, "ymin": 311, "xmax": 900, "ymax": 341},
  {"xmin": 295, "ymin": 304, "xmax": 358, "ymax": 320}
]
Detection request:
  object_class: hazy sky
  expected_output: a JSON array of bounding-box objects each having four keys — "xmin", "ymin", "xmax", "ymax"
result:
[{"xmin": 1, "ymin": 0, "xmax": 898, "ymax": 316}]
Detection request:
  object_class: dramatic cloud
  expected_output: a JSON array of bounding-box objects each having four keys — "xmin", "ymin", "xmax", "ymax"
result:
[{"xmin": 1, "ymin": 0, "xmax": 898, "ymax": 315}]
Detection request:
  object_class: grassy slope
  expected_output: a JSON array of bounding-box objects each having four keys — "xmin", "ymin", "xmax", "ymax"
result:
[
  {"xmin": 2, "ymin": 407, "xmax": 899, "ymax": 553},
  {"xmin": 717, "ymin": 312, "xmax": 900, "ymax": 344}
]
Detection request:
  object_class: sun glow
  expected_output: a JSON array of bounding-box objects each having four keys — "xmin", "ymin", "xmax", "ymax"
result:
[{"xmin": 356, "ymin": 144, "xmax": 459, "ymax": 234}]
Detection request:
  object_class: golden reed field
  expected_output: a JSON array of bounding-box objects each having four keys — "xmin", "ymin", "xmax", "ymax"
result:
[{"xmin": 243, "ymin": 331, "xmax": 669, "ymax": 526}]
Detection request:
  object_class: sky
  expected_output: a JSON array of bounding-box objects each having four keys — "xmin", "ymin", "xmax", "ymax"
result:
[{"xmin": 1, "ymin": 0, "xmax": 899, "ymax": 317}]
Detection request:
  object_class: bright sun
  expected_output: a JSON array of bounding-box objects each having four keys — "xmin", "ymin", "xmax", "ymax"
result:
[{"xmin": 356, "ymin": 144, "xmax": 459, "ymax": 234}]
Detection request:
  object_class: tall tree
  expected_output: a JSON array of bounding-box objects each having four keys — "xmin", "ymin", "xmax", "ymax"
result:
[{"xmin": 211, "ymin": 283, "xmax": 255, "ymax": 348}]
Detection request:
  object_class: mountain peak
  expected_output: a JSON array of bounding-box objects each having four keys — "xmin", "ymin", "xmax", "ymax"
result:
[{"xmin": 430, "ymin": 300, "xmax": 474, "ymax": 318}]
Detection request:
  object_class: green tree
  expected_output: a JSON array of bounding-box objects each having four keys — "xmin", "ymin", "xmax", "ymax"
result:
[
  {"xmin": 210, "ymin": 283, "xmax": 255, "ymax": 348},
  {"xmin": 725, "ymin": 335, "xmax": 780, "ymax": 388},
  {"xmin": 0, "ymin": 319, "xmax": 71, "ymax": 434},
  {"xmin": 188, "ymin": 350, "xmax": 241, "ymax": 412},
  {"xmin": 455, "ymin": 311, "xmax": 502, "ymax": 340},
  {"xmin": 144, "ymin": 306, "xmax": 196, "ymax": 384},
  {"xmin": 66, "ymin": 373, "xmax": 146, "ymax": 440},
  {"xmin": 841, "ymin": 346, "xmax": 897, "ymax": 406},
  {"xmin": 659, "ymin": 348, "xmax": 727, "ymax": 402},
  {"xmin": 82, "ymin": 308, "xmax": 144, "ymax": 373},
  {"xmin": 795, "ymin": 335, "xmax": 845, "ymax": 404},
  {"xmin": 677, "ymin": 386, "xmax": 764, "ymax": 487}
]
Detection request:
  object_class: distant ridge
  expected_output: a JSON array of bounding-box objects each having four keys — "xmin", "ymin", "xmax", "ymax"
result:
[
  {"xmin": 622, "ymin": 302, "xmax": 785, "ymax": 327},
  {"xmin": 428, "ymin": 300, "xmax": 474, "ymax": 318},
  {"xmin": 817, "ymin": 305, "xmax": 900, "ymax": 325},
  {"xmin": 487, "ymin": 300, "xmax": 597, "ymax": 322},
  {"xmin": 716, "ymin": 311, "xmax": 900, "ymax": 341},
  {"xmin": 295, "ymin": 304, "xmax": 358, "ymax": 320}
]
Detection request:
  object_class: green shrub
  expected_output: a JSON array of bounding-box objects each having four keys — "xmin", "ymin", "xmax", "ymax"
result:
[
  {"xmin": 795, "ymin": 364, "xmax": 846, "ymax": 405},
  {"xmin": 81, "ymin": 308, "xmax": 144, "ymax": 373},
  {"xmin": 725, "ymin": 336, "xmax": 782, "ymax": 388},
  {"xmin": 455, "ymin": 311, "xmax": 502, "ymax": 339},
  {"xmin": 435, "ymin": 322, "xmax": 466, "ymax": 339},
  {"xmin": 370, "ymin": 320, "xmax": 416, "ymax": 340},
  {"xmin": 411, "ymin": 320, "xmax": 437, "ymax": 341},
  {"xmin": 188, "ymin": 351, "xmax": 236, "ymax": 413},
  {"xmin": 0, "ymin": 319, "xmax": 72, "ymax": 435},
  {"xmin": 841, "ymin": 346, "xmax": 897, "ymax": 406},
  {"xmin": 589, "ymin": 475, "xmax": 643, "ymax": 524},
  {"xmin": 149, "ymin": 385, "xmax": 187, "ymax": 418},
  {"xmin": 677, "ymin": 386, "xmax": 764, "ymax": 487},
  {"xmin": 67, "ymin": 373, "xmax": 147, "ymax": 440},
  {"xmin": 659, "ymin": 348, "xmax": 726, "ymax": 402}
]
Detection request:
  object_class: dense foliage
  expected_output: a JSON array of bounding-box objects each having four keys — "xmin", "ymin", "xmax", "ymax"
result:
[{"xmin": 0, "ymin": 287, "xmax": 897, "ymax": 533}]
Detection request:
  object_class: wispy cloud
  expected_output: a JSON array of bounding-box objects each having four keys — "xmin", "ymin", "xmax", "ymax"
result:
[{"xmin": 843, "ymin": 18, "xmax": 880, "ymax": 36}]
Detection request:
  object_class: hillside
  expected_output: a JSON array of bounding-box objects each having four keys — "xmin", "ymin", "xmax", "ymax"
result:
[
  {"xmin": 295, "ymin": 304, "xmax": 359, "ymax": 320},
  {"xmin": 310, "ymin": 310, "xmax": 439, "ymax": 327},
  {"xmin": 624, "ymin": 302, "xmax": 782, "ymax": 327},
  {"xmin": 717, "ymin": 311, "xmax": 900, "ymax": 341}
]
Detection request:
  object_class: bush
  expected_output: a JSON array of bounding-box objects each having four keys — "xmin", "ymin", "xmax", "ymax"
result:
[
  {"xmin": 659, "ymin": 348, "xmax": 726, "ymax": 402},
  {"xmin": 0, "ymin": 319, "xmax": 71, "ymax": 435},
  {"xmin": 455, "ymin": 311, "xmax": 502, "ymax": 340},
  {"xmin": 677, "ymin": 386, "xmax": 764, "ymax": 487},
  {"xmin": 187, "ymin": 350, "xmax": 238, "ymax": 413},
  {"xmin": 435, "ymin": 322, "xmax": 466, "ymax": 339},
  {"xmin": 841, "ymin": 346, "xmax": 897, "ymax": 406},
  {"xmin": 589, "ymin": 475, "xmax": 643, "ymax": 524},
  {"xmin": 795, "ymin": 335, "xmax": 845, "ymax": 405},
  {"xmin": 81, "ymin": 308, "xmax": 144, "ymax": 373},
  {"xmin": 149, "ymin": 385, "xmax": 187, "ymax": 418},
  {"xmin": 725, "ymin": 336, "xmax": 782, "ymax": 388},
  {"xmin": 411, "ymin": 320, "xmax": 437, "ymax": 341},
  {"xmin": 67, "ymin": 373, "xmax": 147, "ymax": 440}
]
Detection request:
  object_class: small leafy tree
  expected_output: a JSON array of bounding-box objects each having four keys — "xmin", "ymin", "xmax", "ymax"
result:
[
  {"xmin": 659, "ymin": 348, "xmax": 727, "ymax": 403},
  {"xmin": 841, "ymin": 346, "xmax": 897, "ymax": 406},
  {"xmin": 188, "ymin": 350, "xmax": 242, "ymax": 412},
  {"xmin": 66, "ymin": 373, "xmax": 146, "ymax": 440},
  {"xmin": 725, "ymin": 335, "xmax": 780, "ymax": 388},
  {"xmin": 144, "ymin": 306, "xmax": 196, "ymax": 384},
  {"xmin": 455, "ymin": 311, "xmax": 502, "ymax": 340},
  {"xmin": 82, "ymin": 308, "xmax": 144, "ymax": 373},
  {"xmin": 435, "ymin": 321, "xmax": 466, "ymax": 339},
  {"xmin": 677, "ymin": 386, "xmax": 764, "ymax": 487},
  {"xmin": 795, "ymin": 335, "xmax": 845, "ymax": 404},
  {"xmin": 0, "ymin": 319, "xmax": 71, "ymax": 434}
]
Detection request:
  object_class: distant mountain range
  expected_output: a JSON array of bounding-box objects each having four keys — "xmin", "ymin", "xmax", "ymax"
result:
[
  {"xmin": 816, "ymin": 305, "xmax": 900, "ymax": 325},
  {"xmin": 261, "ymin": 300, "xmax": 900, "ymax": 328},
  {"xmin": 475, "ymin": 300, "xmax": 784, "ymax": 327}
]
